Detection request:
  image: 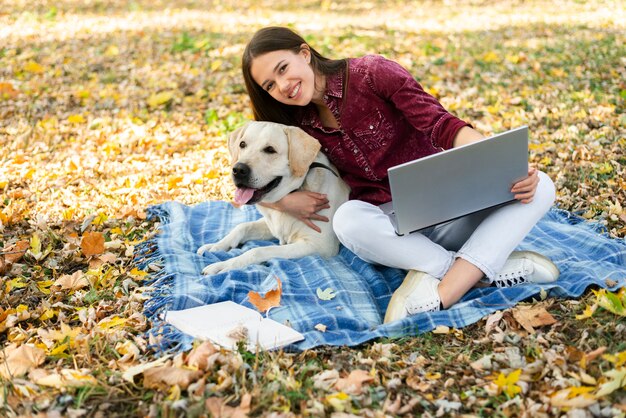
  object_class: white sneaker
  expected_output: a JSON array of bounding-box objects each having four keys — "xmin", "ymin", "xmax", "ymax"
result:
[
  {"xmin": 490, "ymin": 251, "xmax": 560, "ymax": 288},
  {"xmin": 384, "ymin": 271, "xmax": 441, "ymax": 324}
]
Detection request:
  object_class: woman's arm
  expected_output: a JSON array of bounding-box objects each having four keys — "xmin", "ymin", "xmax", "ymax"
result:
[
  {"xmin": 258, "ymin": 191, "xmax": 330, "ymax": 232},
  {"xmin": 452, "ymin": 126, "xmax": 485, "ymax": 147}
]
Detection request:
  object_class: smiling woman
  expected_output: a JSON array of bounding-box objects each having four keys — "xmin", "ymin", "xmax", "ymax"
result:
[{"xmin": 240, "ymin": 26, "xmax": 561, "ymax": 323}]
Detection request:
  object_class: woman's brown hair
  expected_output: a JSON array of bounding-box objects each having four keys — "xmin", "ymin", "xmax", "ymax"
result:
[{"xmin": 242, "ymin": 26, "xmax": 346, "ymax": 125}]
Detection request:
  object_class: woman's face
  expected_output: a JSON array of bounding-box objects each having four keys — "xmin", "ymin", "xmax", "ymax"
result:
[{"xmin": 250, "ymin": 47, "xmax": 322, "ymax": 106}]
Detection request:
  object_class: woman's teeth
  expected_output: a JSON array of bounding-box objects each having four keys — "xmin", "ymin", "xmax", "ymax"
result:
[{"xmin": 289, "ymin": 83, "xmax": 300, "ymax": 98}]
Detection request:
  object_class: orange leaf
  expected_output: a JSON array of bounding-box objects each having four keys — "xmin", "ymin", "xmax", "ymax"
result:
[
  {"xmin": 334, "ymin": 369, "xmax": 375, "ymax": 395},
  {"xmin": 3, "ymin": 240, "xmax": 29, "ymax": 264},
  {"xmin": 0, "ymin": 82, "xmax": 19, "ymax": 99},
  {"xmin": 81, "ymin": 232, "xmax": 105, "ymax": 257},
  {"xmin": 511, "ymin": 305, "xmax": 557, "ymax": 333},
  {"xmin": 248, "ymin": 277, "xmax": 282, "ymax": 313}
]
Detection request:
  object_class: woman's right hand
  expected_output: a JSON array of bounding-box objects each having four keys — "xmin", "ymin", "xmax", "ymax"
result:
[{"xmin": 271, "ymin": 191, "xmax": 330, "ymax": 233}]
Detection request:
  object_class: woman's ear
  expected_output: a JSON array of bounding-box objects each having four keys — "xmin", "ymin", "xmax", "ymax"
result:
[{"xmin": 300, "ymin": 44, "xmax": 311, "ymax": 63}]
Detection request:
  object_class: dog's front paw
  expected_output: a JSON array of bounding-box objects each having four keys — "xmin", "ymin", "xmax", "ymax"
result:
[
  {"xmin": 202, "ymin": 261, "xmax": 229, "ymax": 276},
  {"xmin": 197, "ymin": 243, "xmax": 216, "ymax": 256}
]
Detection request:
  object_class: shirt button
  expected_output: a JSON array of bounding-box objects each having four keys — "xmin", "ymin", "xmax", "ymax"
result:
[
  {"xmin": 324, "ymin": 148, "xmax": 328, "ymax": 152},
  {"xmin": 323, "ymin": 95, "xmax": 328, "ymax": 100},
  {"xmin": 353, "ymin": 149, "xmax": 358, "ymax": 154},
  {"xmin": 365, "ymin": 167, "xmax": 370, "ymax": 172},
  {"xmin": 369, "ymin": 125, "xmax": 374, "ymax": 129}
]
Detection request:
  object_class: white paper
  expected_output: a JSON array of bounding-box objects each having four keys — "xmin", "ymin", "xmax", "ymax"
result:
[{"xmin": 164, "ymin": 301, "xmax": 304, "ymax": 352}]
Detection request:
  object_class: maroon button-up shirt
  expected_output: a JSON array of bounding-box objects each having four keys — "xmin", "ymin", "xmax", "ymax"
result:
[{"xmin": 296, "ymin": 55, "xmax": 470, "ymax": 205}]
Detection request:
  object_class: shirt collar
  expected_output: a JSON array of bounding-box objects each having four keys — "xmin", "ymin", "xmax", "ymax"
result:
[{"xmin": 299, "ymin": 70, "xmax": 344, "ymax": 126}]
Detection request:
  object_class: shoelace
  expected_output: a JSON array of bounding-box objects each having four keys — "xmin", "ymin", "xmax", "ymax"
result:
[
  {"xmin": 406, "ymin": 296, "xmax": 440, "ymax": 314},
  {"xmin": 492, "ymin": 259, "xmax": 534, "ymax": 288}
]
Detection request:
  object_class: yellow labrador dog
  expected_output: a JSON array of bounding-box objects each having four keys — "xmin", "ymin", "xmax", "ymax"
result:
[{"xmin": 198, "ymin": 121, "xmax": 350, "ymax": 275}]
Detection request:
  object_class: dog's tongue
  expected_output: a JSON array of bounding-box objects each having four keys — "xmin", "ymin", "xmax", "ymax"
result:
[{"xmin": 234, "ymin": 187, "xmax": 255, "ymax": 205}]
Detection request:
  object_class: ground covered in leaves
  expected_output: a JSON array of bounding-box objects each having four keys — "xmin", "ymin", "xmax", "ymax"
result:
[{"xmin": 1, "ymin": 0, "xmax": 625, "ymax": 416}]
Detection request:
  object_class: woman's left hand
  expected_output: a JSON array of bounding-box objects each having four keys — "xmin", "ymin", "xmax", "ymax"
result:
[{"xmin": 511, "ymin": 167, "xmax": 539, "ymax": 204}]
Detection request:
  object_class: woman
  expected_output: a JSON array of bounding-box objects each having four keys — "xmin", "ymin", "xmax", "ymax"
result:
[{"xmin": 241, "ymin": 26, "xmax": 559, "ymax": 323}]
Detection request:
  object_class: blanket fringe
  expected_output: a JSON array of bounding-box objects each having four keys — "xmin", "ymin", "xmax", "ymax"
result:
[{"xmin": 134, "ymin": 204, "xmax": 194, "ymax": 354}]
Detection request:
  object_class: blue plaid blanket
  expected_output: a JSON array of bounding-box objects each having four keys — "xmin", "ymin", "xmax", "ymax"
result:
[{"xmin": 136, "ymin": 201, "xmax": 626, "ymax": 353}]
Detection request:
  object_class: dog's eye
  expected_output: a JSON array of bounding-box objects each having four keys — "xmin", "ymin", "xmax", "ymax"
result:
[
  {"xmin": 263, "ymin": 146, "xmax": 277, "ymax": 154},
  {"xmin": 239, "ymin": 141, "xmax": 246, "ymax": 149}
]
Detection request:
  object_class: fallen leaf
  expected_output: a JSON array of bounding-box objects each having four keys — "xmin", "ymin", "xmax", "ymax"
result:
[
  {"xmin": 205, "ymin": 393, "xmax": 251, "ymax": 418},
  {"xmin": 0, "ymin": 82, "xmax": 19, "ymax": 99},
  {"xmin": 0, "ymin": 344, "xmax": 46, "ymax": 379},
  {"xmin": 143, "ymin": 365, "xmax": 203, "ymax": 390},
  {"xmin": 81, "ymin": 231, "xmax": 105, "ymax": 257},
  {"xmin": 314, "ymin": 323, "xmax": 327, "ymax": 332},
  {"xmin": 316, "ymin": 287, "xmax": 337, "ymax": 301},
  {"xmin": 121, "ymin": 355, "xmax": 171, "ymax": 382},
  {"xmin": 248, "ymin": 277, "xmax": 282, "ymax": 313},
  {"xmin": 494, "ymin": 369, "xmax": 522, "ymax": 398},
  {"xmin": 186, "ymin": 341, "xmax": 218, "ymax": 371},
  {"xmin": 53, "ymin": 271, "xmax": 89, "ymax": 291},
  {"xmin": 551, "ymin": 387, "xmax": 597, "ymax": 408},
  {"xmin": 432, "ymin": 325, "xmax": 450, "ymax": 334},
  {"xmin": 335, "ymin": 369, "xmax": 375, "ymax": 395},
  {"xmin": 595, "ymin": 368, "xmax": 626, "ymax": 397},
  {"xmin": 511, "ymin": 305, "xmax": 557, "ymax": 333},
  {"xmin": 32, "ymin": 368, "xmax": 98, "ymax": 388}
]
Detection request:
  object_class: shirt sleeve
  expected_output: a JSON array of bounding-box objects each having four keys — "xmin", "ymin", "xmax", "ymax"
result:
[{"xmin": 366, "ymin": 55, "xmax": 470, "ymax": 150}]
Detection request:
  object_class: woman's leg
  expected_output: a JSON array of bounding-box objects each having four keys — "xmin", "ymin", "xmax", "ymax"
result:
[{"xmin": 332, "ymin": 200, "xmax": 456, "ymax": 279}]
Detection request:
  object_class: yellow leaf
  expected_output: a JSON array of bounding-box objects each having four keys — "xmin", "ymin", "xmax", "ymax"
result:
[
  {"xmin": 49, "ymin": 342, "xmax": 69, "ymax": 356},
  {"xmin": 575, "ymin": 304, "xmax": 597, "ymax": 320},
  {"xmin": 98, "ymin": 315, "xmax": 128, "ymax": 330},
  {"xmin": 67, "ymin": 114, "xmax": 85, "ymax": 124},
  {"xmin": 147, "ymin": 91, "xmax": 175, "ymax": 108},
  {"xmin": 24, "ymin": 61, "xmax": 44, "ymax": 74},
  {"xmin": 495, "ymin": 369, "xmax": 522, "ymax": 397},
  {"xmin": 596, "ymin": 368, "xmax": 626, "ymax": 397},
  {"xmin": 482, "ymin": 51, "xmax": 500, "ymax": 63},
  {"xmin": 168, "ymin": 176, "xmax": 183, "ymax": 190},
  {"xmin": 129, "ymin": 267, "xmax": 149, "ymax": 279},
  {"xmin": 93, "ymin": 212, "xmax": 108, "ymax": 226},
  {"xmin": 62, "ymin": 209, "xmax": 75, "ymax": 220},
  {"xmin": 76, "ymin": 89, "xmax": 90, "ymax": 99},
  {"xmin": 39, "ymin": 308, "xmax": 57, "ymax": 321},
  {"xmin": 36, "ymin": 279, "xmax": 55, "ymax": 294},
  {"xmin": 210, "ymin": 59, "xmax": 223, "ymax": 71},
  {"xmin": 104, "ymin": 45, "xmax": 119, "ymax": 56}
]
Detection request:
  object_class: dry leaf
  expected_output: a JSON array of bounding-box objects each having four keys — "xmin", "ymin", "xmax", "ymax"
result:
[
  {"xmin": 314, "ymin": 323, "xmax": 327, "ymax": 332},
  {"xmin": 334, "ymin": 369, "xmax": 375, "ymax": 395},
  {"xmin": 186, "ymin": 341, "xmax": 218, "ymax": 371},
  {"xmin": 142, "ymin": 365, "xmax": 203, "ymax": 390},
  {"xmin": 53, "ymin": 271, "xmax": 89, "ymax": 291},
  {"xmin": 81, "ymin": 232, "xmax": 105, "ymax": 257},
  {"xmin": 248, "ymin": 277, "xmax": 282, "ymax": 313},
  {"xmin": 121, "ymin": 355, "xmax": 171, "ymax": 382},
  {"xmin": 0, "ymin": 344, "xmax": 46, "ymax": 379},
  {"xmin": 0, "ymin": 240, "xmax": 29, "ymax": 274},
  {"xmin": 511, "ymin": 305, "xmax": 557, "ymax": 333},
  {"xmin": 205, "ymin": 393, "xmax": 251, "ymax": 418}
]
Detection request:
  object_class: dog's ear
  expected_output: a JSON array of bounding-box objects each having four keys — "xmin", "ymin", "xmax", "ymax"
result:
[
  {"xmin": 284, "ymin": 126, "xmax": 321, "ymax": 178},
  {"xmin": 227, "ymin": 123, "xmax": 249, "ymax": 164}
]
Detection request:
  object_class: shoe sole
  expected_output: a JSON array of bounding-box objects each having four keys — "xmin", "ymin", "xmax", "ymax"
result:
[
  {"xmin": 383, "ymin": 270, "xmax": 428, "ymax": 324},
  {"xmin": 508, "ymin": 250, "xmax": 560, "ymax": 282}
]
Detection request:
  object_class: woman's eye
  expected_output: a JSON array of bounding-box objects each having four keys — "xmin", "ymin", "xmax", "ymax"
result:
[
  {"xmin": 265, "ymin": 82, "xmax": 274, "ymax": 92},
  {"xmin": 239, "ymin": 141, "xmax": 246, "ymax": 149},
  {"xmin": 263, "ymin": 146, "xmax": 276, "ymax": 154},
  {"xmin": 279, "ymin": 64, "xmax": 287, "ymax": 74}
]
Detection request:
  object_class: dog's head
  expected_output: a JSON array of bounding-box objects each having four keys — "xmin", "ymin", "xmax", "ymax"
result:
[{"xmin": 227, "ymin": 121, "xmax": 321, "ymax": 205}]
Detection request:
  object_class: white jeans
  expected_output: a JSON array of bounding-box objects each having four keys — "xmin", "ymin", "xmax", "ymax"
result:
[{"xmin": 333, "ymin": 171, "xmax": 556, "ymax": 280}]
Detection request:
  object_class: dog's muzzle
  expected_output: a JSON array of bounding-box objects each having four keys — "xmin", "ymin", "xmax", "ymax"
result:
[{"xmin": 231, "ymin": 162, "xmax": 282, "ymax": 205}]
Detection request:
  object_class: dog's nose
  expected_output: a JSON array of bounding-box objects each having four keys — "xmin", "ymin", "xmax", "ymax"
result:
[{"xmin": 232, "ymin": 163, "xmax": 250, "ymax": 181}]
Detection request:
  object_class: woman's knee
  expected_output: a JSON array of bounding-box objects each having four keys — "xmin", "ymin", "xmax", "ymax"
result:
[
  {"xmin": 535, "ymin": 171, "xmax": 556, "ymax": 209},
  {"xmin": 332, "ymin": 200, "xmax": 369, "ymax": 242}
]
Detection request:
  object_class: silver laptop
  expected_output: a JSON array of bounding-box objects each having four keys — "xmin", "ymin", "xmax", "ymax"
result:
[{"xmin": 380, "ymin": 126, "xmax": 529, "ymax": 235}]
